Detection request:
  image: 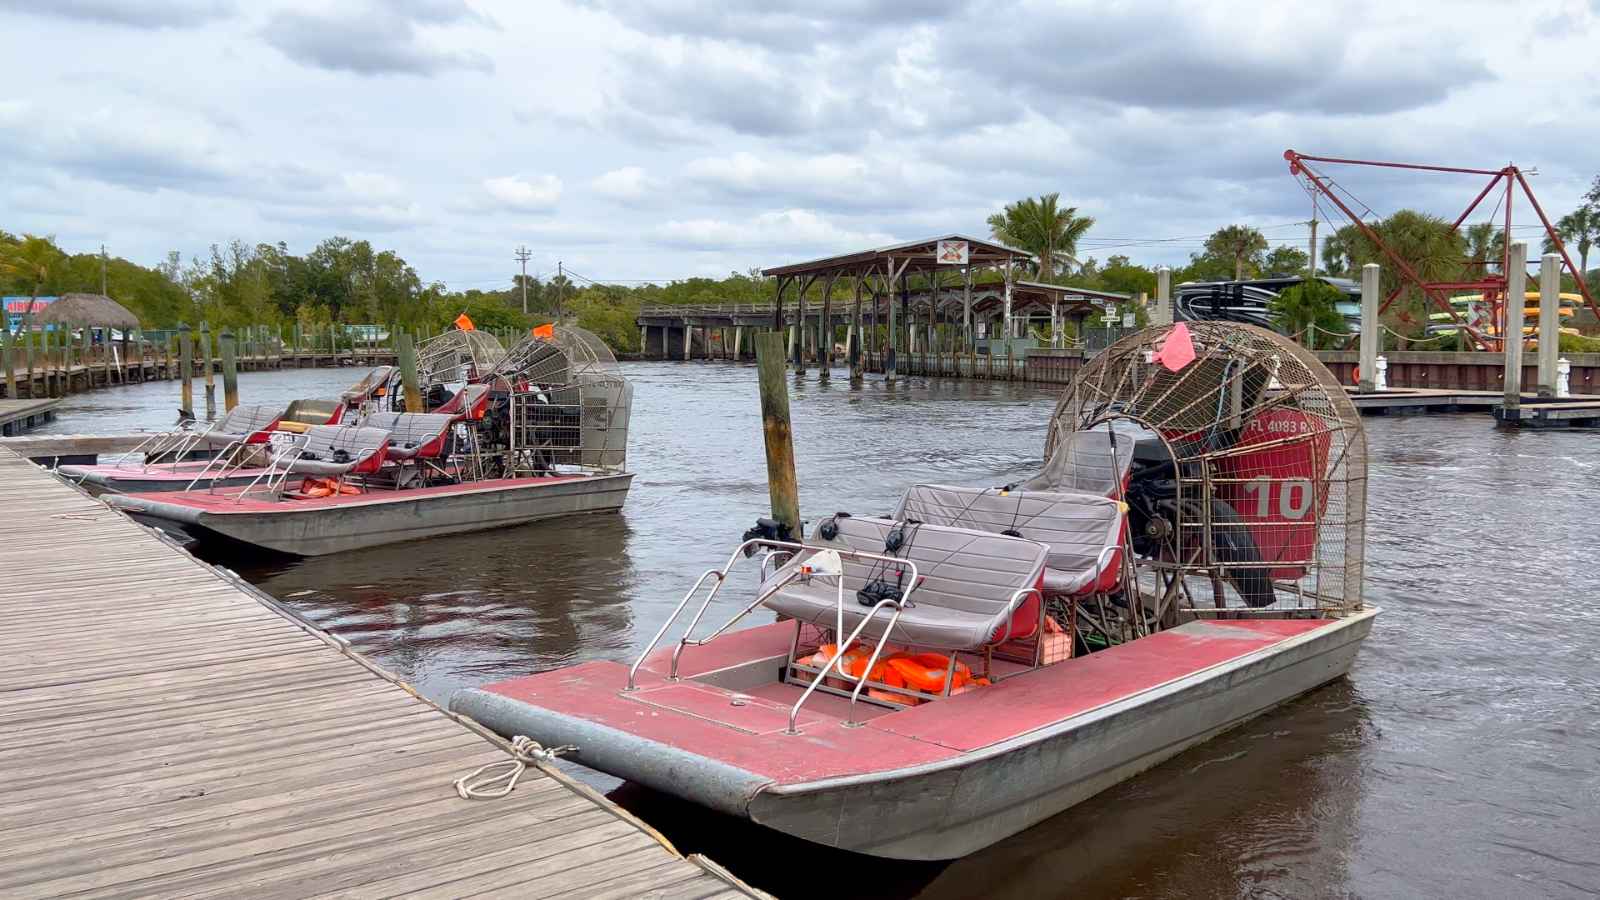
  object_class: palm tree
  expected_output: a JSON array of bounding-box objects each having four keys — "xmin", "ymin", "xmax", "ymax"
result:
[
  {"xmin": 1321, "ymin": 226, "xmax": 1358, "ymax": 277},
  {"xmin": 986, "ymin": 193, "xmax": 1094, "ymax": 282},
  {"xmin": 1344, "ymin": 210, "xmax": 1466, "ymax": 344},
  {"xmin": 1544, "ymin": 207, "xmax": 1598, "ymax": 284},
  {"xmin": 1203, "ymin": 225, "xmax": 1269, "ymax": 281},
  {"xmin": 1461, "ymin": 221, "xmax": 1505, "ymax": 277},
  {"xmin": 0, "ymin": 233, "xmax": 64, "ymax": 333}
]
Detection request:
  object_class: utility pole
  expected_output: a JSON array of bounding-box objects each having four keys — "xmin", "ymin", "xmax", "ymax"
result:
[
  {"xmin": 556, "ymin": 260, "xmax": 565, "ymax": 323},
  {"xmin": 1307, "ymin": 218, "xmax": 1318, "ymax": 279},
  {"xmin": 514, "ymin": 245, "xmax": 532, "ymax": 315},
  {"xmin": 99, "ymin": 244, "xmax": 108, "ymax": 295}
]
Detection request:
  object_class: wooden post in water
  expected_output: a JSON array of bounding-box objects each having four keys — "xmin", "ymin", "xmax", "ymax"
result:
[
  {"xmin": 24, "ymin": 328, "xmax": 35, "ymax": 397},
  {"xmin": 1537, "ymin": 252, "xmax": 1561, "ymax": 398},
  {"xmin": 755, "ymin": 331, "xmax": 802, "ymax": 540},
  {"xmin": 396, "ymin": 329, "xmax": 424, "ymax": 412},
  {"xmin": 45, "ymin": 328, "xmax": 54, "ymax": 396},
  {"xmin": 220, "ymin": 329, "xmax": 239, "ymax": 411},
  {"xmin": 178, "ymin": 323, "xmax": 194, "ymax": 415},
  {"xmin": 200, "ymin": 322, "xmax": 216, "ymax": 417},
  {"xmin": 1, "ymin": 329, "xmax": 13, "ymax": 399},
  {"xmin": 1357, "ymin": 263, "xmax": 1380, "ymax": 394},
  {"xmin": 1502, "ymin": 243, "xmax": 1528, "ymax": 414}
]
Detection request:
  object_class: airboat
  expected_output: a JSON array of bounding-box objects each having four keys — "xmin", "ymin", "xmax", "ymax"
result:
[
  {"xmin": 452, "ymin": 322, "xmax": 1377, "ymax": 860},
  {"xmin": 58, "ymin": 367, "xmax": 397, "ymax": 496},
  {"xmin": 107, "ymin": 325, "xmax": 633, "ymax": 556}
]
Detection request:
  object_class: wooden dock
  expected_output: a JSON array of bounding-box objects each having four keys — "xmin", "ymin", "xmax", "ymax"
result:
[
  {"xmin": 0, "ymin": 449, "xmax": 755, "ymax": 899},
  {"xmin": 0, "ymin": 398, "xmax": 59, "ymax": 436},
  {"xmin": 1494, "ymin": 399, "xmax": 1600, "ymax": 428}
]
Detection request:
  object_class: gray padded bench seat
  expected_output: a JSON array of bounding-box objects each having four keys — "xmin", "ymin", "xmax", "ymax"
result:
[
  {"xmin": 358, "ymin": 412, "xmax": 456, "ymax": 459},
  {"xmin": 271, "ymin": 425, "xmax": 392, "ymax": 477},
  {"xmin": 895, "ymin": 484, "xmax": 1123, "ymax": 596},
  {"xmin": 195, "ymin": 403, "xmax": 286, "ymax": 449},
  {"xmin": 1020, "ymin": 428, "xmax": 1135, "ymax": 496},
  {"xmin": 763, "ymin": 515, "xmax": 1047, "ymax": 650}
]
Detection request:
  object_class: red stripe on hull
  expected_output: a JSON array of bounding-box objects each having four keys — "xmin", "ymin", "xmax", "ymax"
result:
[{"xmin": 480, "ymin": 617, "xmax": 1338, "ymax": 786}]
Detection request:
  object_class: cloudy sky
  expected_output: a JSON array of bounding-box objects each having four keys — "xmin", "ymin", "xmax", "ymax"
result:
[{"xmin": 3, "ymin": 0, "xmax": 1598, "ymax": 289}]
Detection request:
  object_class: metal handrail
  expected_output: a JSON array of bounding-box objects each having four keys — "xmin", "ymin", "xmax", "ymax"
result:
[
  {"xmin": 669, "ymin": 540, "xmax": 923, "ymax": 681},
  {"xmin": 624, "ymin": 538, "xmax": 924, "ymax": 691},
  {"xmin": 788, "ymin": 598, "xmax": 906, "ymax": 734},
  {"xmin": 183, "ymin": 438, "xmax": 249, "ymax": 492}
]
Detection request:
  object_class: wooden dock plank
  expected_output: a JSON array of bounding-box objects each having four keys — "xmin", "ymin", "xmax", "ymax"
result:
[{"xmin": 0, "ymin": 449, "xmax": 752, "ymax": 900}]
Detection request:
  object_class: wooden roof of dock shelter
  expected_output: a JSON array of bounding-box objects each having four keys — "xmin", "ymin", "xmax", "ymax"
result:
[
  {"xmin": 760, "ymin": 234, "xmax": 1023, "ymax": 330},
  {"xmin": 761, "ymin": 234, "xmax": 1020, "ymax": 279}
]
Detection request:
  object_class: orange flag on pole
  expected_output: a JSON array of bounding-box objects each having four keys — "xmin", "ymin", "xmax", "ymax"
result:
[
  {"xmin": 453, "ymin": 313, "xmax": 476, "ymax": 332},
  {"xmin": 532, "ymin": 323, "xmax": 555, "ymax": 339}
]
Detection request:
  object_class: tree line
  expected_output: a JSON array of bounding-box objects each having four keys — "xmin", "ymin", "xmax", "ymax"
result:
[{"xmin": 4, "ymin": 175, "xmax": 1596, "ymax": 353}]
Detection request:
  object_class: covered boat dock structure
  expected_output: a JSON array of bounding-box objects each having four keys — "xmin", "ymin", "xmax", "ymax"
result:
[
  {"xmin": 636, "ymin": 237, "xmax": 1134, "ymax": 372},
  {"xmin": 761, "ymin": 235, "xmax": 1019, "ymax": 377}
]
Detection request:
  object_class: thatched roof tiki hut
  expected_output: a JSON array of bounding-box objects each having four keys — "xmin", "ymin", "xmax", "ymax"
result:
[{"xmin": 34, "ymin": 293, "xmax": 140, "ymax": 330}]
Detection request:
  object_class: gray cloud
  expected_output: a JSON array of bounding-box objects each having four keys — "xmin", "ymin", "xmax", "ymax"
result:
[
  {"xmin": 0, "ymin": 0, "xmax": 235, "ymax": 28},
  {"xmin": 262, "ymin": 3, "xmax": 494, "ymax": 76},
  {"xmin": 579, "ymin": 0, "xmax": 968, "ymax": 49}
]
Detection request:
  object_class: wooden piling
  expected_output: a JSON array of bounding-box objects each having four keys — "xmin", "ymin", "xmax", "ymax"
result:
[
  {"xmin": 220, "ymin": 329, "xmax": 239, "ymax": 411},
  {"xmin": 179, "ymin": 323, "xmax": 195, "ymax": 414},
  {"xmin": 23, "ymin": 329, "xmax": 34, "ymax": 397},
  {"xmin": 755, "ymin": 331, "xmax": 802, "ymax": 540},
  {"xmin": 200, "ymin": 322, "xmax": 216, "ymax": 417},
  {"xmin": 397, "ymin": 329, "xmax": 423, "ymax": 412},
  {"xmin": 1358, "ymin": 264, "xmax": 1380, "ymax": 394},
  {"xmin": 1537, "ymin": 252, "xmax": 1560, "ymax": 397},
  {"xmin": 2, "ymin": 329, "xmax": 13, "ymax": 399},
  {"xmin": 1502, "ymin": 243, "xmax": 1528, "ymax": 411}
]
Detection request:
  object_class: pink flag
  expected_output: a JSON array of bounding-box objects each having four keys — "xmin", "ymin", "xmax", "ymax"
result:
[{"xmin": 1156, "ymin": 322, "xmax": 1196, "ymax": 372}]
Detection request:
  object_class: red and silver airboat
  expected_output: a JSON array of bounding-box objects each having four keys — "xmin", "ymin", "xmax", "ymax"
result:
[
  {"xmin": 106, "ymin": 325, "xmax": 634, "ymax": 556},
  {"xmin": 451, "ymin": 322, "xmax": 1378, "ymax": 860}
]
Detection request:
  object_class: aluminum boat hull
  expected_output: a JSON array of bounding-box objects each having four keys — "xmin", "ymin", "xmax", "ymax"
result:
[
  {"xmin": 106, "ymin": 473, "xmax": 634, "ymax": 556},
  {"xmin": 452, "ymin": 609, "xmax": 1376, "ymax": 860},
  {"xmin": 58, "ymin": 463, "xmax": 265, "ymax": 497}
]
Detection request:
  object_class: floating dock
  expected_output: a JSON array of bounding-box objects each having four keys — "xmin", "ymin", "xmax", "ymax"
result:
[
  {"xmin": 0, "ymin": 398, "xmax": 59, "ymax": 436},
  {"xmin": 0, "ymin": 448, "xmax": 755, "ymax": 899}
]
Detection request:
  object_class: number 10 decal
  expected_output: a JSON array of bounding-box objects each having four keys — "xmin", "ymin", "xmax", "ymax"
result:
[{"xmin": 1241, "ymin": 476, "xmax": 1314, "ymax": 520}]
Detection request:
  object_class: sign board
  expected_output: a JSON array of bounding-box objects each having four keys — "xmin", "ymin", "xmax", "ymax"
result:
[
  {"xmin": 1122, "ymin": 313, "xmax": 1136, "ymax": 328},
  {"xmin": 1102, "ymin": 312, "xmax": 1120, "ymax": 325},
  {"xmin": 936, "ymin": 240, "xmax": 969, "ymax": 265}
]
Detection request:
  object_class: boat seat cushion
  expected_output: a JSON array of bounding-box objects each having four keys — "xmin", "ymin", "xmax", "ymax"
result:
[
  {"xmin": 198, "ymin": 403, "xmax": 285, "ymax": 448},
  {"xmin": 895, "ymin": 484, "xmax": 1125, "ymax": 596},
  {"xmin": 435, "ymin": 383, "xmax": 492, "ymax": 419},
  {"xmin": 1019, "ymin": 428, "xmax": 1135, "ymax": 497},
  {"xmin": 358, "ymin": 412, "xmax": 455, "ymax": 459},
  {"xmin": 272, "ymin": 425, "xmax": 391, "ymax": 476},
  {"xmin": 763, "ymin": 516, "xmax": 1048, "ymax": 651}
]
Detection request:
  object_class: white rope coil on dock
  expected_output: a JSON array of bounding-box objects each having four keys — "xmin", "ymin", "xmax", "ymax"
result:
[{"xmin": 453, "ymin": 735, "xmax": 577, "ymax": 800}]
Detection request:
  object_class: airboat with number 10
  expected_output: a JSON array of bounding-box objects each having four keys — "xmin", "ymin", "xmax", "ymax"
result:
[
  {"xmin": 455, "ymin": 321, "xmax": 1377, "ymax": 860},
  {"xmin": 106, "ymin": 323, "xmax": 634, "ymax": 556}
]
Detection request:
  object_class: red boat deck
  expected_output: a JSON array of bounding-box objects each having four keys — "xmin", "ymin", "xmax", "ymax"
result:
[
  {"xmin": 480, "ymin": 617, "xmax": 1333, "ymax": 786},
  {"xmin": 132, "ymin": 474, "xmax": 590, "ymax": 513}
]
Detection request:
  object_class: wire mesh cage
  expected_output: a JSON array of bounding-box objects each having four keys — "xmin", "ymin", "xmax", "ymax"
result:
[
  {"xmin": 415, "ymin": 329, "xmax": 507, "ymax": 389},
  {"xmin": 1042, "ymin": 321, "xmax": 1367, "ymax": 622},
  {"xmin": 488, "ymin": 325, "xmax": 632, "ymax": 473}
]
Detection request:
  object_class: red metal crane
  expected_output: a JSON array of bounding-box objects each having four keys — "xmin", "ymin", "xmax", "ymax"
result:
[{"xmin": 1284, "ymin": 150, "xmax": 1597, "ymax": 350}]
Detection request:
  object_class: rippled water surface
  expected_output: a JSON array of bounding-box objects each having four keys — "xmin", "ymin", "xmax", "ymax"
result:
[{"xmin": 45, "ymin": 362, "xmax": 1600, "ymax": 898}]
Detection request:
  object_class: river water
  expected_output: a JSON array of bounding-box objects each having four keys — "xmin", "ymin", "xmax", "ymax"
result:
[{"xmin": 39, "ymin": 363, "xmax": 1599, "ymax": 899}]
